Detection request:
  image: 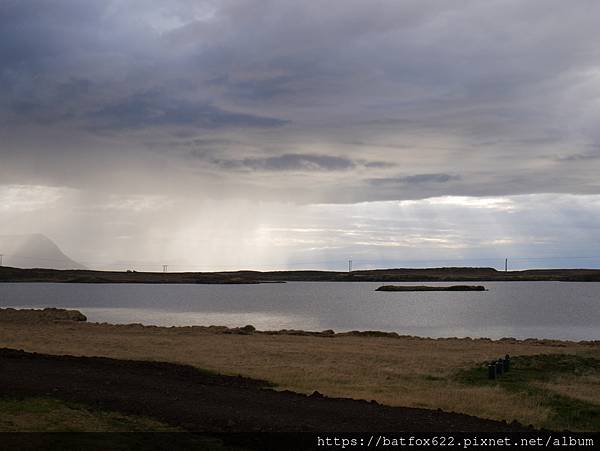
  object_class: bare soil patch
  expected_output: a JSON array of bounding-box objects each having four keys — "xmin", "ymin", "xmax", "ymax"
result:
[{"xmin": 0, "ymin": 348, "xmax": 530, "ymax": 433}]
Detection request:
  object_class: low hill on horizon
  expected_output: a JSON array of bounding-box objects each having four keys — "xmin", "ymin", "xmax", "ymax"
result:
[
  {"xmin": 2, "ymin": 265, "xmax": 600, "ymax": 283},
  {"xmin": 0, "ymin": 234, "xmax": 85, "ymax": 270}
]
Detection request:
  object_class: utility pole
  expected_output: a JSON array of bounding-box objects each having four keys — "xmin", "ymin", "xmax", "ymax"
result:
[
  {"xmin": 162, "ymin": 264, "xmax": 168, "ymax": 273},
  {"xmin": 505, "ymin": 258, "xmax": 508, "ymax": 272},
  {"xmin": 348, "ymin": 259, "xmax": 352, "ymax": 272},
  {"xmin": 0, "ymin": 254, "xmax": 3, "ymax": 266}
]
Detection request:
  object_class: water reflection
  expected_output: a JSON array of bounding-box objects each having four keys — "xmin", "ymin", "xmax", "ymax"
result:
[{"xmin": 2, "ymin": 281, "xmax": 599, "ymax": 340}]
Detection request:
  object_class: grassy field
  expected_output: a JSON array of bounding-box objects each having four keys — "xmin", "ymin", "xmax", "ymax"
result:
[
  {"xmin": 0, "ymin": 396, "xmax": 245, "ymax": 449},
  {"xmin": 1, "ymin": 320, "xmax": 599, "ymax": 431},
  {"xmin": 458, "ymin": 354, "xmax": 600, "ymax": 430},
  {"xmin": 0, "ymin": 396, "xmax": 177, "ymax": 432}
]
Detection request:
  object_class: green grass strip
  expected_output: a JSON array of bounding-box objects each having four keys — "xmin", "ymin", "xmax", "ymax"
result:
[{"xmin": 456, "ymin": 354, "xmax": 600, "ymax": 431}]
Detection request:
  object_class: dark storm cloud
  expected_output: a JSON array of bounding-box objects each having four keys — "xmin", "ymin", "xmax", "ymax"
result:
[
  {"xmin": 5, "ymin": 1, "xmax": 600, "ymax": 270},
  {"xmin": 2, "ymin": 0, "xmax": 600, "ymax": 203},
  {"xmin": 369, "ymin": 173, "xmax": 461, "ymax": 186},
  {"xmin": 207, "ymin": 74, "xmax": 298, "ymax": 101},
  {"xmin": 0, "ymin": 1, "xmax": 105, "ymax": 67},
  {"xmin": 213, "ymin": 153, "xmax": 356, "ymax": 171},
  {"xmin": 89, "ymin": 91, "xmax": 288, "ymax": 130}
]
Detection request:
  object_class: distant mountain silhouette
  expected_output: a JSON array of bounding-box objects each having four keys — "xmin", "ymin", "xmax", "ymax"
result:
[{"xmin": 0, "ymin": 234, "xmax": 85, "ymax": 270}]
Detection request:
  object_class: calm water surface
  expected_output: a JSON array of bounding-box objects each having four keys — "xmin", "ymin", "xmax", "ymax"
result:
[{"xmin": 1, "ymin": 281, "xmax": 599, "ymax": 340}]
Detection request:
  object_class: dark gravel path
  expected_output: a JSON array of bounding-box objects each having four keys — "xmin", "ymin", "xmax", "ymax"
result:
[{"xmin": 0, "ymin": 348, "xmax": 529, "ymax": 433}]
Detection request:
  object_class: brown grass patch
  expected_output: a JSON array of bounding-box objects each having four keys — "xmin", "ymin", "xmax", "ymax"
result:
[
  {"xmin": 535, "ymin": 374, "xmax": 600, "ymax": 405},
  {"xmin": 1, "ymin": 320, "xmax": 598, "ymax": 429}
]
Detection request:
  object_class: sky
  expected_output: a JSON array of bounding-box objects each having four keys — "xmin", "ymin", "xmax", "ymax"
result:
[{"xmin": 2, "ymin": 0, "xmax": 600, "ymax": 271}]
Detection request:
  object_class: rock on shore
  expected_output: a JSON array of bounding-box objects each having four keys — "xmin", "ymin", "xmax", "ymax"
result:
[{"xmin": 0, "ymin": 308, "xmax": 87, "ymax": 323}]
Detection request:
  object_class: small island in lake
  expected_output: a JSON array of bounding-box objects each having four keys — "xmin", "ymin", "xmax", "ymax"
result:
[{"xmin": 376, "ymin": 285, "xmax": 486, "ymax": 292}]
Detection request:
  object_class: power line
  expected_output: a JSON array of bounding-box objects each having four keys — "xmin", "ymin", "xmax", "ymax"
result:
[{"xmin": 3, "ymin": 251, "xmax": 600, "ymax": 272}]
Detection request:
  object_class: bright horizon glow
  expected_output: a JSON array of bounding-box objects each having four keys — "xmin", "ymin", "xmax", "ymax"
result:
[{"xmin": 2, "ymin": 184, "xmax": 600, "ymax": 271}]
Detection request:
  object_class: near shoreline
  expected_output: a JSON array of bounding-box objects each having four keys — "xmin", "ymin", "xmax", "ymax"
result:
[
  {"xmin": 1, "ymin": 308, "xmax": 599, "ymax": 431},
  {"xmin": 3, "ymin": 307, "xmax": 598, "ymax": 345}
]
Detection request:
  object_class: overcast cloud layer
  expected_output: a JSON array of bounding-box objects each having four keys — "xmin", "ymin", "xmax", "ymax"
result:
[{"xmin": 2, "ymin": 1, "xmax": 600, "ymax": 269}]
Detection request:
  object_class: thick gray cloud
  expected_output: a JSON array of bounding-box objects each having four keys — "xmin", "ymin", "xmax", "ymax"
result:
[
  {"xmin": 369, "ymin": 173, "xmax": 461, "ymax": 186},
  {"xmin": 213, "ymin": 153, "xmax": 355, "ymax": 171},
  {"xmin": 2, "ymin": 1, "xmax": 600, "ymax": 268},
  {"xmin": 2, "ymin": 0, "xmax": 600, "ymax": 204},
  {"xmin": 89, "ymin": 90, "xmax": 288, "ymax": 130}
]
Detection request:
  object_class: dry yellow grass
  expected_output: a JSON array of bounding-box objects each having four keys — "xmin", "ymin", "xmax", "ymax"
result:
[
  {"xmin": 1, "ymin": 321, "xmax": 598, "ymax": 428},
  {"xmin": 535, "ymin": 374, "xmax": 600, "ymax": 405}
]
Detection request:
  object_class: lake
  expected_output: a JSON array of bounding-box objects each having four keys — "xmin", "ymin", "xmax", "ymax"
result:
[{"xmin": 1, "ymin": 281, "xmax": 599, "ymax": 340}]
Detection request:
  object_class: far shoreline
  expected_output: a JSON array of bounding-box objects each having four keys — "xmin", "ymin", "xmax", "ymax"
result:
[{"xmin": 3, "ymin": 265, "xmax": 600, "ymax": 283}]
